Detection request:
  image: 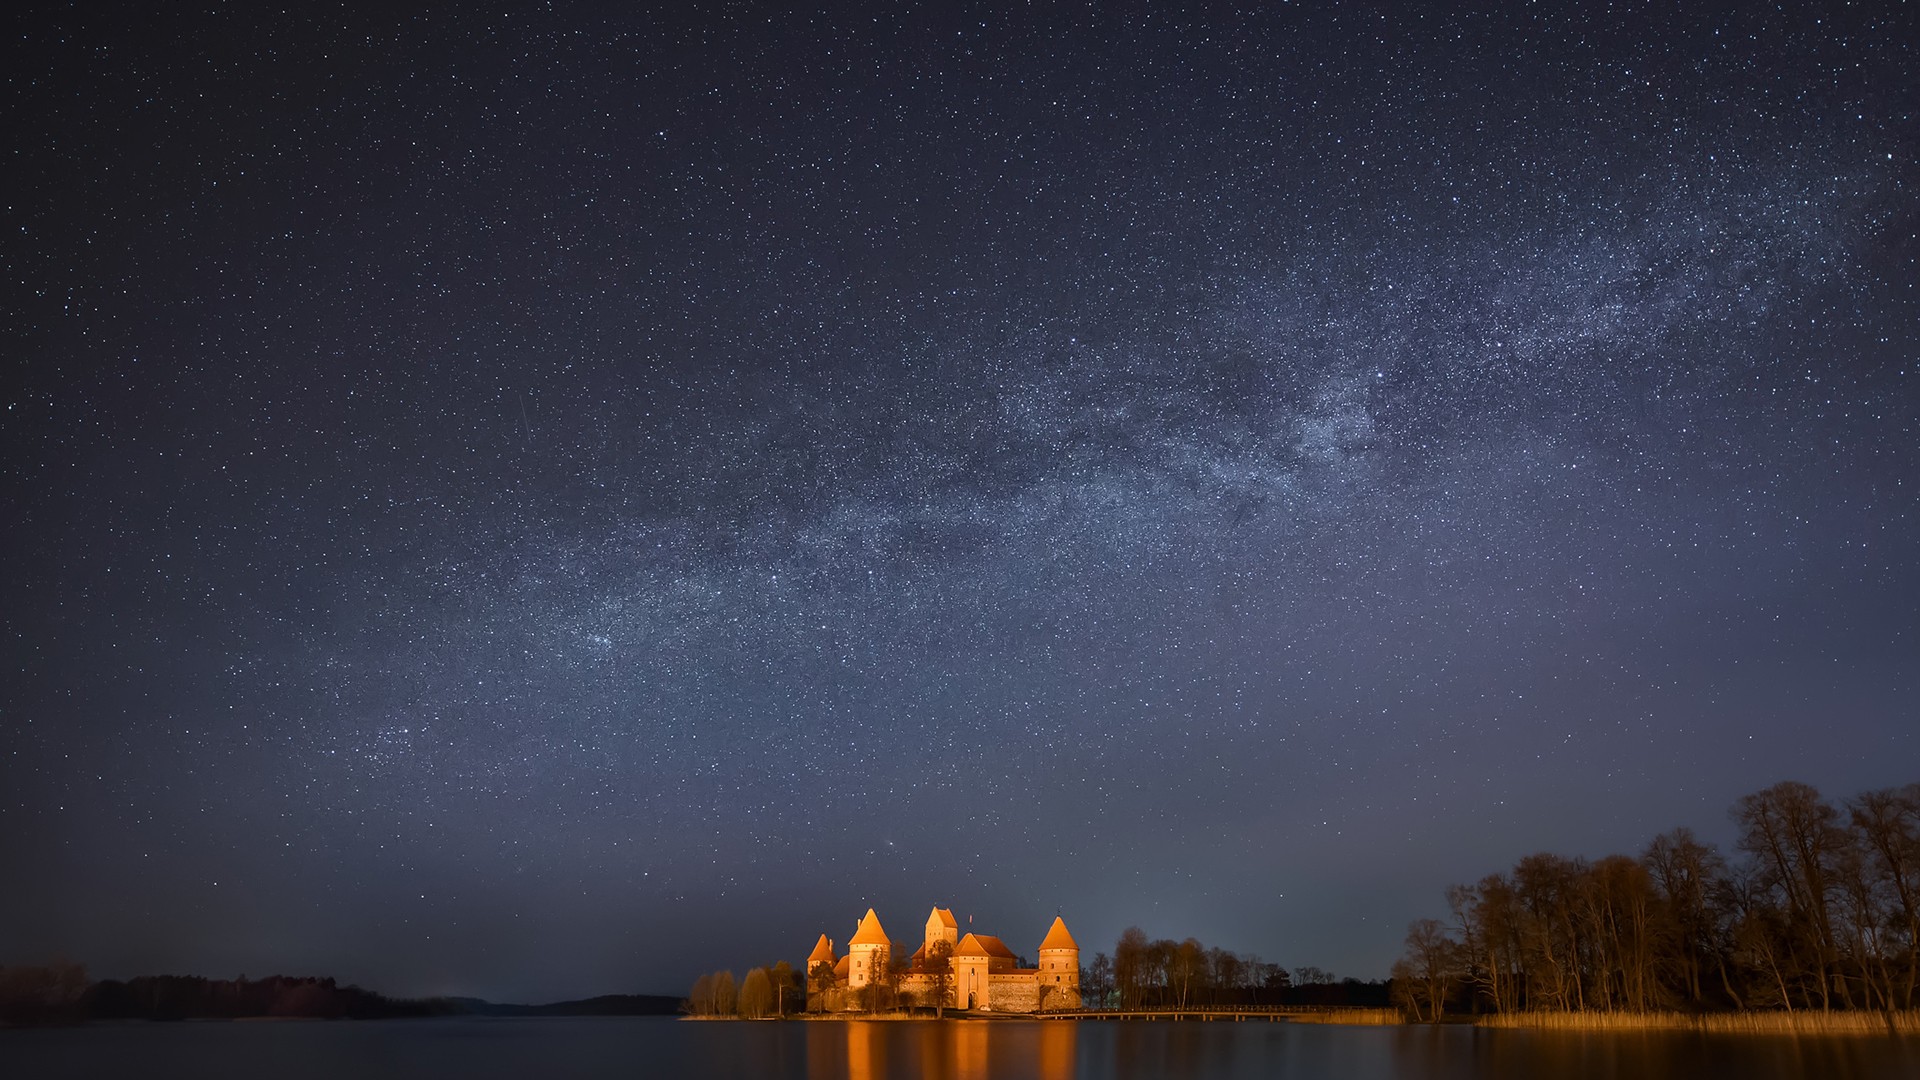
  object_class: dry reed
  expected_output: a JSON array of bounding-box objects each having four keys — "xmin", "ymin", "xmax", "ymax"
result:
[
  {"xmin": 1473, "ymin": 1010, "xmax": 1920, "ymax": 1035},
  {"xmin": 1289, "ymin": 1008, "xmax": 1405, "ymax": 1026}
]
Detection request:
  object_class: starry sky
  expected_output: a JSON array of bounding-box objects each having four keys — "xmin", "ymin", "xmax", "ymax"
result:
[{"xmin": 3, "ymin": 2, "xmax": 1915, "ymax": 1003}]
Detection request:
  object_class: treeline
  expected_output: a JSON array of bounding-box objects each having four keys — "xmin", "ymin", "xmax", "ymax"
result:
[
  {"xmin": 1088, "ymin": 929, "xmax": 1387, "ymax": 1009},
  {"xmin": 1392, "ymin": 780, "xmax": 1920, "ymax": 1020},
  {"xmin": 0, "ymin": 963, "xmax": 679, "ymax": 1025},
  {"xmin": 0, "ymin": 963, "xmax": 451, "ymax": 1024},
  {"xmin": 684, "ymin": 961, "xmax": 801, "ymax": 1018}
]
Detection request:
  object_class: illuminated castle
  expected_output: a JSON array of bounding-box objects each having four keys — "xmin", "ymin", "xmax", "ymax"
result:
[{"xmin": 806, "ymin": 906, "xmax": 1082, "ymax": 1013}]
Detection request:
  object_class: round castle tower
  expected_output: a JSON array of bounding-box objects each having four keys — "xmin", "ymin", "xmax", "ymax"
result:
[
  {"xmin": 846, "ymin": 907, "xmax": 892, "ymax": 990},
  {"xmin": 1037, "ymin": 916, "xmax": 1081, "ymax": 1007}
]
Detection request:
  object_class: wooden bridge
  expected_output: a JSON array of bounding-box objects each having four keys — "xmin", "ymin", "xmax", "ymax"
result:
[{"xmin": 1034, "ymin": 1005, "xmax": 1378, "ymax": 1022}]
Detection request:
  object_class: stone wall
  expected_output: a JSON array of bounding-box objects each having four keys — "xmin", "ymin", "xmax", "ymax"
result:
[
  {"xmin": 987, "ymin": 973, "xmax": 1040, "ymax": 1013},
  {"xmin": 1036, "ymin": 981, "xmax": 1082, "ymax": 1011}
]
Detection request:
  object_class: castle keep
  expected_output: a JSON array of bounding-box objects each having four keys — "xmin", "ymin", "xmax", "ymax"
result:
[{"xmin": 807, "ymin": 906, "xmax": 1082, "ymax": 1013}]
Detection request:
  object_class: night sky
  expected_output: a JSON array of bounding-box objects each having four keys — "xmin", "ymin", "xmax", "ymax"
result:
[{"xmin": 4, "ymin": 3, "xmax": 1915, "ymax": 1003}]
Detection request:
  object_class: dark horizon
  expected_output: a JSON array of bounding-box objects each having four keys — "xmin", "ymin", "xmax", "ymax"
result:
[{"xmin": 4, "ymin": 4, "xmax": 1914, "ymax": 1005}]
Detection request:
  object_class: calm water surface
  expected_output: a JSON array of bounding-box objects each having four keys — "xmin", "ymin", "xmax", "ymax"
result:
[{"xmin": 4, "ymin": 1017, "xmax": 1918, "ymax": 1079}]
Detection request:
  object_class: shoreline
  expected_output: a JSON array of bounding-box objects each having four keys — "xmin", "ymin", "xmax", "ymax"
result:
[
  {"xmin": 1466, "ymin": 1010, "xmax": 1920, "ymax": 1036},
  {"xmin": 681, "ymin": 1008, "xmax": 1920, "ymax": 1035}
]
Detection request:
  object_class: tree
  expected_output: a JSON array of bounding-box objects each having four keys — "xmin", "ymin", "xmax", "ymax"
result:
[
  {"xmin": 920, "ymin": 939, "xmax": 954, "ymax": 1018},
  {"xmin": 1236, "ymin": 954, "xmax": 1260, "ymax": 1005},
  {"xmin": 1735, "ymin": 781, "xmax": 1848, "ymax": 1009},
  {"xmin": 769, "ymin": 960, "xmax": 799, "ymax": 1018},
  {"xmin": 1402, "ymin": 777, "xmax": 1920, "ymax": 1020},
  {"xmin": 1115, "ymin": 927, "xmax": 1149, "ymax": 1008},
  {"xmin": 687, "ymin": 973, "xmax": 715, "ymax": 1016},
  {"xmin": 1644, "ymin": 827, "xmax": 1727, "ymax": 1008},
  {"xmin": 807, "ymin": 957, "xmax": 838, "ymax": 1012},
  {"xmin": 1085, "ymin": 953, "xmax": 1114, "ymax": 1010},
  {"xmin": 712, "ymin": 970, "xmax": 737, "ymax": 1017},
  {"xmin": 1169, "ymin": 938, "xmax": 1205, "ymax": 1007},
  {"xmin": 1145, "ymin": 939, "xmax": 1176, "ymax": 1006},
  {"xmin": 738, "ymin": 968, "xmax": 774, "ymax": 1018},
  {"xmin": 1208, "ymin": 948, "xmax": 1241, "ymax": 1006},
  {"xmin": 856, "ymin": 953, "xmax": 897, "ymax": 1013},
  {"xmin": 1849, "ymin": 785, "xmax": 1920, "ymax": 1010},
  {"xmin": 1395, "ymin": 919, "xmax": 1461, "ymax": 1022},
  {"xmin": 1512, "ymin": 852, "xmax": 1587, "ymax": 1011},
  {"xmin": 1450, "ymin": 874, "xmax": 1524, "ymax": 1013}
]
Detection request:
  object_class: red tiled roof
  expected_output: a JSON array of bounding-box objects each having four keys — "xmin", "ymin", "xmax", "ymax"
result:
[
  {"xmin": 930, "ymin": 907, "xmax": 958, "ymax": 928},
  {"xmin": 808, "ymin": 934, "xmax": 836, "ymax": 964},
  {"xmin": 1038, "ymin": 916, "xmax": 1078, "ymax": 952},
  {"xmin": 954, "ymin": 933, "xmax": 1016, "ymax": 959}
]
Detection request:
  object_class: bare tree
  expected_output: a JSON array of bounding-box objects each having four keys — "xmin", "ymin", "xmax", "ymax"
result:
[
  {"xmin": 856, "ymin": 954, "xmax": 897, "ymax": 1013},
  {"xmin": 686, "ymin": 973, "xmax": 715, "ymax": 1016},
  {"xmin": 921, "ymin": 939, "xmax": 954, "ymax": 1018},
  {"xmin": 769, "ymin": 960, "xmax": 798, "ymax": 1018},
  {"xmin": 1146, "ymin": 940, "xmax": 1176, "ymax": 1006},
  {"xmin": 1513, "ymin": 852, "xmax": 1587, "ymax": 1011},
  {"xmin": 1735, "ymin": 781, "xmax": 1849, "ymax": 1009},
  {"xmin": 1085, "ymin": 952, "xmax": 1114, "ymax": 1010},
  {"xmin": 1115, "ymin": 927, "xmax": 1149, "ymax": 1008},
  {"xmin": 738, "ymin": 968, "xmax": 774, "ymax": 1018},
  {"xmin": 1394, "ymin": 918, "xmax": 1461, "ymax": 1022},
  {"xmin": 1850, "ymin": 785, "xmax": 1920, "ymax": 1009},
  {"xmin": 1412, "ymin": 777, "xmax": 1920, "ymax": 1019},
  {"xmin": 1644, "ymin": 827, "xmax": 1726, "ymax": 1007},
  {"xmin": 1209, "ymin": 947, "xmax": 1242, "ymax": 1006},
  {"xmin": 712, "ymin": 970, "xmax": 737, "ymax": 1017},
  {"xmin": 1169, "ymin": 938, "xmax": 1205, "ymax": 1007}
]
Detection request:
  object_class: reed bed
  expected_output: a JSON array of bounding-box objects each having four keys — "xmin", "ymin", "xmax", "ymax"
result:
[
  {"xmin": 1289, "ymin": 1008, "xmax": 1405, "ymax": 1026},
  {"xmin": 1474, "ymin": 1010, "xmax": 1920, "ymax": 1035}
]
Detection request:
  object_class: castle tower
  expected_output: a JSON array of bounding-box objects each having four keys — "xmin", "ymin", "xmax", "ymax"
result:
[
  {"xmin": 924, "ymin": 907, "xmax": 959, "ymax": 954},
  {"xmin": 846, "ymin": 907, "xmax": 892, "ymax": 990},
  {"xmin": 806, "ymin": 934, "xmax": 837, "ymax": 981},
  {"xmin": 952, "ymin": 933, "xmax": 993, "ymax": 1011},
  {"xmin": 1037, "ymin": 916, "xmax": 1081, "ymax": 1009}
]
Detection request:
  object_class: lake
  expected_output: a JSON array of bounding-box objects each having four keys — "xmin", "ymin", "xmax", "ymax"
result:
[{"xmin": 4, "ymin": 1016, "xmax": 1919, "ymax": 1079}]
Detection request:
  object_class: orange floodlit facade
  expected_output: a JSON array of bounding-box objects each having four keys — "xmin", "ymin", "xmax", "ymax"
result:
[{"xmin": 807, "ymin": 906, "xmax": 1082, "ymax": 1013}]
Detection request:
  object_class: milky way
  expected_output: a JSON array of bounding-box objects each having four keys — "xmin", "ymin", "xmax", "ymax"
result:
[{"xmin": 3, "ymin": 4, "xmax": 1915, "ymax": 1000}]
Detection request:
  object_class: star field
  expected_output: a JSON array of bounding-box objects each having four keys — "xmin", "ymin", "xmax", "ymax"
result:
[{"xmin": 3, "ymin": 3, "xmax": 1915, "ymax": 1001}]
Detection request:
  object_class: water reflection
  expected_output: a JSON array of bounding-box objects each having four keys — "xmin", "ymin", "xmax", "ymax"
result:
[
  {"xmin": 950, "ymin": 1021, "xmax": 985, "ymax": 1080},
  {"xmin": 818, "ymin": 1020, "xmax": 1075, "ymax": 1080},
  {"xmin": 806, "ymin": 1018, "xmax": 1909, "ymax": 1080},
  {"xmin": 1037, "ymin": 1021, "xmax": 1073, "ymax": 1079},
  {"xmin": 4, "ymin": 1016, "xmax": 1918, "ymax": 1080}
]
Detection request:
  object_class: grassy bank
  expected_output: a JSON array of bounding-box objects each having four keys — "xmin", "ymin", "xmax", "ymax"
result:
[{"xmin": 1472, "ymin": 1010, "xmax": 1920, "ymax": 1035}]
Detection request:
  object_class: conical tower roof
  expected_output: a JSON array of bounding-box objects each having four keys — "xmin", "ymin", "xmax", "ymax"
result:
[
  {"xmin": 808, "ymin": 933, "xmax": 836, "ymax": 964},
  {"xmin": 849, "ymin": 907, "xmax": 892, "ymax": 946},
  {"xmin": 1039, "ymin": 916, "xmax": 1079, "ymax": 951}
]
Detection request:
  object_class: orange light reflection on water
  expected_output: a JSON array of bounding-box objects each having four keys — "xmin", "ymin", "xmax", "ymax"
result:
[{"xmin": 821, "ymin": 1020, "xmax": 1075, "ymax": 1080}]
